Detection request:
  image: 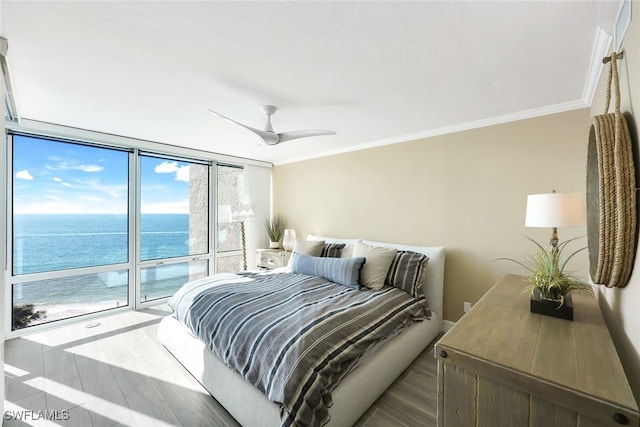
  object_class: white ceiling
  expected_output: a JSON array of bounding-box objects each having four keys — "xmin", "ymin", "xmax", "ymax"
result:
[{"xmin": 0, "ymin": 1, "xmax": 621, "ymax": 165}]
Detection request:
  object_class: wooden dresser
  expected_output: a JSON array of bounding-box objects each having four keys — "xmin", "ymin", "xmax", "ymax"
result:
[{"xmin": 435, "ymin": 274, "xmax": 639, "ymax": 427}]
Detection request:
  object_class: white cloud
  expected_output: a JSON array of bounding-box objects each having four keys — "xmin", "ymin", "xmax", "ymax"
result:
[
  {"xmin": 15, "ymin": 170, "xmax": 33, "ymax": 180},
  {"xmin": 175, "ymin": 166, "xmax": 189, "ymax": 182},
  {"xmin": 77, "ymin": 164, "xmax": 103, "ymax": 172},
  {"xmin": 155, "ymin": 161, "xmax": 189, "ymax": 182},
  {"xmin": 46, "ymin": 159, "xmax": 104, "ymax": 173},
  {"xmin": 53, "ymin": 177, "xmax": 73, "ymax": 187},
  {"xmin": 155, "ymin": 161, "xmax": 180, "ymax": 174}
]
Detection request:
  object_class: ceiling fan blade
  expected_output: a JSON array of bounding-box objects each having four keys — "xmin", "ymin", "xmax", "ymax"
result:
[
  {"xmin": 208, "ymin": 109, "xmax": 279, "ymax": 145},
  {"xmin": 277, "ymin": 129, "xmax": 336, "ymax": 143}
]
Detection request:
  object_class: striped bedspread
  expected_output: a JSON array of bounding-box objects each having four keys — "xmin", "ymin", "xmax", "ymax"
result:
[{"xmin": 168, "ymin": 272, "xmax": 429, "ymax": 427}]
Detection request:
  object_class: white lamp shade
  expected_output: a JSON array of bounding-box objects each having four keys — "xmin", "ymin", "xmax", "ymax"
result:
[
  {"xmin": 525, "ymin": 192, "xmax": 586, "ymax": 228},
  {"xmin": 230, "ymin": 204, "xmax": 254, "ymax": 223}
]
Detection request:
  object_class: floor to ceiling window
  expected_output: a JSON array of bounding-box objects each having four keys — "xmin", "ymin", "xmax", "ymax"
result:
[
  {"xmin": 138, "ymin": 154, "xmax": 210, "ymax": 303},
  {"xmin": 10, "ymin": 133, "xmax": 131, "ymax": 330},
  {"xmin": 6, "ymin": 131, "xmax": 252, "ymax": 332}
]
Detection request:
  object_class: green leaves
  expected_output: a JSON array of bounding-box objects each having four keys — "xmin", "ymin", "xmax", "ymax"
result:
[
  {"xmin": 264, "ymin": 213, "xmax": 288, "ymax": 242},
  {"xmin": 496, "ymin": 236, "xmax": 592, "ymax": 306}
]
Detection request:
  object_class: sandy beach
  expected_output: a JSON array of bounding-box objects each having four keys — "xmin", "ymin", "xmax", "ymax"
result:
[{"xmin": 27, "ymin": 300, "xmax": 124, "ymax": 326}]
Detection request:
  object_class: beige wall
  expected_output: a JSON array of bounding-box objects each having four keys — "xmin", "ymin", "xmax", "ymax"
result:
[
  {"xmin": 591, "ymin": 1, "xmax": 640, "ymax": 402},
  {"xmin": 273, "ymin": 108, "xmax": 590, "ymax": 322}
]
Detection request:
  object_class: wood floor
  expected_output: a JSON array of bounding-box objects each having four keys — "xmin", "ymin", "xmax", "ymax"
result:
[{"xmin": 4, "ymin": 305, "xmax": 438, "ymax": 427}]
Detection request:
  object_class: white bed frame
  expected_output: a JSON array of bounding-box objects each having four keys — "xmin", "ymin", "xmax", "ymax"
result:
[{"xmin": 158, "ymin": 238, "xmax": 445, "ymax": 427}]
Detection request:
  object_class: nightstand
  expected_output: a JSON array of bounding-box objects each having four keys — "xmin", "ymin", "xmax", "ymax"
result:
[{"xmin": 256, "ymin": 249, "xmax": 291, "ymax": 270}]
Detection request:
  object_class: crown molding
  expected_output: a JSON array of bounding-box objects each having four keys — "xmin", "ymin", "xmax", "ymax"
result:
[
  {"xmin": 583, "ymin": 26, "xmax": 612, "ymax": 107},
  {"xmin": 276, "ymin": 99, "xmax": 588, "ymax": 165}
]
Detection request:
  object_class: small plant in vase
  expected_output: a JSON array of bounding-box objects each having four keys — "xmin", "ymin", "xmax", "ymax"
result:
[
  {"xmin": 264, "ymin": 214, "xmax": 287, "ymax": 249},
  {"xmin": 497, "ymin": 237, "xmax": 592, "ymax": 320}
]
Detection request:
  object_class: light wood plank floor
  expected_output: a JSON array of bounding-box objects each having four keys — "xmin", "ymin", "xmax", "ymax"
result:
[{"xmin": 4, "ymin": 306, "xmax": 438, "ymax": 427}]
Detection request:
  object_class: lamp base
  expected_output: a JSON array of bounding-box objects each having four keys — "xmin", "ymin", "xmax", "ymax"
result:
[{"xmin": 530, "ymin": 289, "xmax": 573, "ymax": 321}]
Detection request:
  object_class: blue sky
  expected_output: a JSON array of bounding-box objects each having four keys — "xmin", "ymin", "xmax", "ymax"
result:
[{"xmin": 13, "ymin": 135, "xmax": 191, "ymax": 214}]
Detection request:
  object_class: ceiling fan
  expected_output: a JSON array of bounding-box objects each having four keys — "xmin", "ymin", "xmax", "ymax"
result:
[{"xmin": 208, "ymin": 105, "xmax": 336, "ymax": 146}]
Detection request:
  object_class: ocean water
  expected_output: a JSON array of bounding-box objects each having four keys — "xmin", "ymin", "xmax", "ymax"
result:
[
  {"xmin": 12, "ymin": 214, "xmax": 203, "ymax": 310},
  {"xmin": 13, "ymin": 213, "xmax": 191, "ymax": 274}
]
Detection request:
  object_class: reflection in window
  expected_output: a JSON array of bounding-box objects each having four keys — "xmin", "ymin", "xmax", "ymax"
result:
[
  {"xmin": 217, "ymin": 165, "xmax": 244, "ymax": 273},
  {"xmin": 140, "ymin": 260, "xmax": 208, "ymax": 302}
]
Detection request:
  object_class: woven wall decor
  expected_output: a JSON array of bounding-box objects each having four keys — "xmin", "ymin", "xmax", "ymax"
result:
[{"xmin": 587, "ymin": 51, "xmax": 637, "ymax": 288}]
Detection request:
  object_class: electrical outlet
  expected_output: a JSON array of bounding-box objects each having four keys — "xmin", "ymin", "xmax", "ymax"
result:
[{"xmin": 464, "ymin": 301, "xmax": 472, "ymax": 313}]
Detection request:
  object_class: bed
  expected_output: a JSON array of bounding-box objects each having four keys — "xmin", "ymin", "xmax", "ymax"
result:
[{"xmin": 157, "ymin": 237, "xmax": 445, "ymax": 426}]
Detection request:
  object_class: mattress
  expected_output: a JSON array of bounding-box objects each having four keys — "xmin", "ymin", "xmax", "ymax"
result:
[{"xmin": 158, "ymin": 310, "xmax": 440, "ymax": 427}]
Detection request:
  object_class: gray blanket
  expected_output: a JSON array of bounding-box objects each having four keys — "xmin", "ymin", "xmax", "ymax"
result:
[{"xmin": 168, "ymin": 272, "xmax": 429, "ymax": 427}]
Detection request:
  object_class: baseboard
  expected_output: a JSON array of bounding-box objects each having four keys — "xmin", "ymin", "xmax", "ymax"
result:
[{"xmin": 442, "ymin": 320, "xmax": 456, "ymax": 333}]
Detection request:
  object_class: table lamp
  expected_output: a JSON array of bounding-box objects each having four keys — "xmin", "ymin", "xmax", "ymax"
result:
[{"xmin": 525, "ymin": 190, "xmax": 586, "ymax": 248}]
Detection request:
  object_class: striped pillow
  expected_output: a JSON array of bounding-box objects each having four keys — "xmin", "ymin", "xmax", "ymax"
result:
[
  {"xmin": 320, "ymin": 243, "xmax": 346, "ymax": 258},
  {"xmin": 385, "ymin": 251, "xmax": 429, "ymax": 299},
  {"xmin": 290, "ymin": 252, "xmax": 365, "ymax": 289}
]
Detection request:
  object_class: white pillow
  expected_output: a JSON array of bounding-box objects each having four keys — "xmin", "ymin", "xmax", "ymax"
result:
[
  {"xmin": 352, "ymin": 241, "xmax": 397, "ymax": 290},
  {"xmin": 292, "ymin": 239, "xmax": 325, "ymax": 257}
]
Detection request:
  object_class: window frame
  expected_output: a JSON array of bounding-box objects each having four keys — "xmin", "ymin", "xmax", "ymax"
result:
[
  {"xmin": 11, "ymin": 133, "xmax": 133, "ymax": 275},
  {"xmin": 6, "ymin": 132, "xmax": 135, "ymax": 332},
  {"xmin": 3, "ymin": 120, "xmax": 269, "ymax": 338},
  {"xmin": 135, "ymin": 152, "xmax": 214, "ymax": 307}
]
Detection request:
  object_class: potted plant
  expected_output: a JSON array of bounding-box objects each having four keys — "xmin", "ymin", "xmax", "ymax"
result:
[
  {"xmin": 264, "ymin": 214, "xmax": 287, "ymax": 249},
  {"xmin": 12, "ymin": 304, "xmax": 46, "ymax": 329},
  {"xmin": 498, "ymin": 237, "xmax": 592, "ymax": 320}
]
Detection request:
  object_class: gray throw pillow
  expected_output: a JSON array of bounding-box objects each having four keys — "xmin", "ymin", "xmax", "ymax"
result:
[{"xmin": 290, "ymin": 252, "xmax": 365, "ymax": 289}]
